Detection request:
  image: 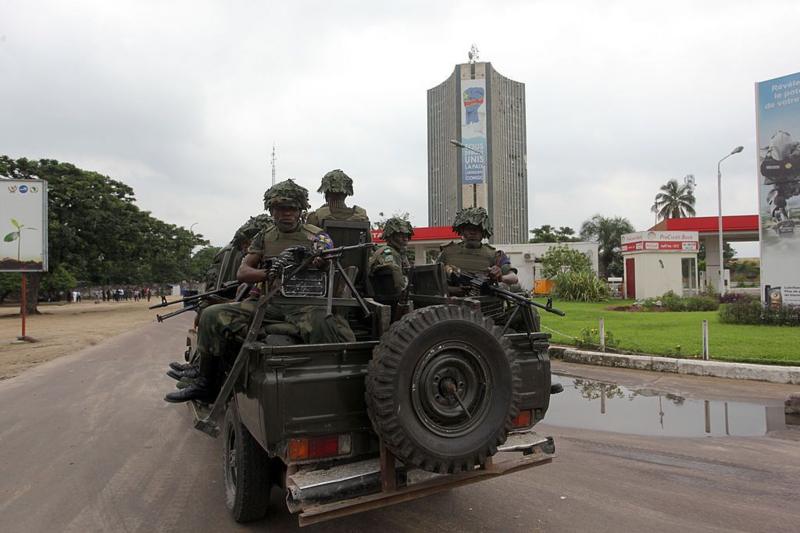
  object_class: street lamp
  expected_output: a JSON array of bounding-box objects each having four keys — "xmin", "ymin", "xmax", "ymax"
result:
[
  {"xmin": 449, "ymin": 139, "xmax": 481, "ymax": 155},
  {"xmin": 716, "ymin": 146, "xmax": 743, "ymax": 295},
  {"xmin": 449, "ymin": 139, "xmax": 482, "ymax": 208}
]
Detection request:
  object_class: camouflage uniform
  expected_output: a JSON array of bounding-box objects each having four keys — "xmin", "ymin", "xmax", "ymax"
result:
[
  {"xmin": 437, "ymin": 207, "xmax": 511, "ymax": 277},
  {"xmin": 306, "ymin": 169, "xmax": 370, "ymax": 226},
  {"xmin": 197, "ymin": 181, "xmax": 355, "ymax": 366},
  {"xmin": 369, "ymin": 218, "xmax": 413, "ymax": 300}
]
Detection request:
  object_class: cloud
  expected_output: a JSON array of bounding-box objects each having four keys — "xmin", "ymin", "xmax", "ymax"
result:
[{"xmin": 1, "ymin": 0, "xmax": 798, "ymax": 254}]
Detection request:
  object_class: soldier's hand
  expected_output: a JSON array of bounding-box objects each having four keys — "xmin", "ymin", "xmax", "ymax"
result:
[
  {"xmin": 488, "ymin": 265, "xmax": 502, "ymax": 282},
  {"xmin": 312, "ymin": 256, "xmax": 326, "ymax": 269}
]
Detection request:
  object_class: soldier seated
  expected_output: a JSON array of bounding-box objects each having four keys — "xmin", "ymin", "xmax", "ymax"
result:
[
  {"xmin": 306, "ymin": 169, "xmax": 369, "ymax": 226},
  {"xmin": 437, "ymin": 207, "xmax": 518, "ymax": 293},
  {"xmin": 368, "ymin": 217, "xmax": 413, "ymax": 307},
  {"xmin": 165, "ymin": 179, "xmax": 355, "ymax": 404}
]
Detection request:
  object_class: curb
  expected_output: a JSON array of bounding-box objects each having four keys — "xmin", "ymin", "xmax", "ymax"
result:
[{"xmin": 548, "ymin": 345, "xmax": 800, "ymax": 385}]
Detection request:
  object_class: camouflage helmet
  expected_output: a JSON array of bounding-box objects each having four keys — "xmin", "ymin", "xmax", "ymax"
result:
[
  {"xmin": 318, "ymin": 169, "xmax": 354, "ymax": 196},
  {"xmin": 263, "ymin": 179, "xmax": 310, "ymax": 210},
  {"xmin": 232, "ymin": 214, "xmax": 273, "ymax": 248},
  {"xmin": 452, "ymin": 207, "xmax": 493, "ymax": 238},
  {"xmin": 381, "ymin": 217, "xmax": 414, "ymax": 240}
]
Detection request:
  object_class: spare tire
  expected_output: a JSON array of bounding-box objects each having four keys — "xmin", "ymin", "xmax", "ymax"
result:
[{"xmin": 366, "ymin": 304, "xmax": 522, "ymax": 474}]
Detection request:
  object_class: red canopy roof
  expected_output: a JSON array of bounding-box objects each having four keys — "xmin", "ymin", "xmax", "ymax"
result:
[
  {"xmin": 652, "ymin": 215, "xmax": 758, "ymax": 234},
  {"xmin": 371, "ymin": 226, "xmax": 459, "ymax": 243}
]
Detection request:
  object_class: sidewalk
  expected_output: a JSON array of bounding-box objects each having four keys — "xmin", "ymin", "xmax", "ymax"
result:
[{"xmin": 549, "ymin": 345, "xmax": 800, "ymax": 385}]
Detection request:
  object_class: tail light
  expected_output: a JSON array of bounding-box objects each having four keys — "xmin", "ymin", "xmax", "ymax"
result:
[
  {"xmin": 511, "ymin": 409, "xmax": 532, "ymax": 429},
  {"xmin": 288, "ymin": 434, "xmax": 352, "ymax": 461}
]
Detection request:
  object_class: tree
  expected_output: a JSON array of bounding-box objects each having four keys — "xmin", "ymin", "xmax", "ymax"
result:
[
  {"xmin": 579, "ymin": 214, "xmax": 634, "ymax": 278},
  {"xmin": 0, "ymin": 273, "xmax": 20, "ymax": 304},
  {"xmin": 40, "ymin": 264, "xmax": 77, "ymax": 301},
  {"xmin": 529, "ymin": 225, "xmax": 580, "ymax": 243},
  {"xmin": 539, "ymin": 245, "xmax": 592, "ymax": 279},
  {"xmin": 188, "ymin": 246, "xmax": 223, "ymax": 282},
  {"xmin": 0, "ymin": 156, "xmax": 208, "ymax": 313},
  {"xmin": 651, "ymin": 178, "xmax": 696, "ymax": 221},
  {"xmin": 372, "ymin": 211, "xmax": 411, "ymax": 231}
]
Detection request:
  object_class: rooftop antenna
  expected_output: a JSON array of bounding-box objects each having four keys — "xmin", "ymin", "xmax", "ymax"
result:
[
  {"xmin": 468, "ymin": 44, "xmax": 479, "ymax": 64},
  {"xmin": 684, "ymin": 174, "xmax": 695, "ymax": 192},
  {"xmin": 270, "ymin": 142, "xmax": 276, "ymax": 186}
]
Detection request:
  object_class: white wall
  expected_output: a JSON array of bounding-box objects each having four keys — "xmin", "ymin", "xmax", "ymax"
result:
[{"xmin": 630, "ymin": 252, "xmax": 696, "ymax": 300}]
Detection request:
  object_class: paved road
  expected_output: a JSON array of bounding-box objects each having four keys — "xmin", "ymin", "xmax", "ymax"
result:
[{"xmin": 1, "ymin": 317, "xmax": 798, "ymax": 532}]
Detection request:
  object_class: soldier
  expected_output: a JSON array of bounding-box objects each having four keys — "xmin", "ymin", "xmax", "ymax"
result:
[
  {"xmin": 437, "ymin": 207, "xmax": 518, "ymax": 292},
  {"xmin": 167, "ymin": 214, "xmax": 273, "ymax": 378},
  {"xmin": 368, "ymin": 217, "xmax": 413, "ymax": 303},
  {"xmin": 165, "ymin": 179, "xmax": 355, "ymax": 403},
  {"xmin": 306, "ymin": 169, "xmax": 369, "ymax": 226}
]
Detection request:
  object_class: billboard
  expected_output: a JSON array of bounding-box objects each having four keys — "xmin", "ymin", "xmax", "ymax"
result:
[
  {"xmin": 755, "ymin": 72, "xmax": 800, "ymax": 306},
  {"xmin": 460, "ymin": 78, "xmax": 487, "ymax": 184},
  {"xmin": 0, "ymin": 179, "xmax": 48, "ymax": 272}
]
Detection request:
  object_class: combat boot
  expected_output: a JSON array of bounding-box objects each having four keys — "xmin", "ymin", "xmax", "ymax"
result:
[
  {"xmin": 164, "ymin": 377, "xmax": 214, "ymax": 403},
  {"xmin": 169, "ymin": 361, "xmax": 193, "ymax": 372},
  {"xmin": 166, "ymin": 366, "xmax": 200, "ymax": 381}
]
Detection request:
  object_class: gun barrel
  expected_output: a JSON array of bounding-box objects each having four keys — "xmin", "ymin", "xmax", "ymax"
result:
[
  {"xmin": 149, "ymin": 281, "xmax": 241, "ymax": 309},
  {"xmin": 156, "ymin": 304, "xmax": 199, "ymax": 322}
]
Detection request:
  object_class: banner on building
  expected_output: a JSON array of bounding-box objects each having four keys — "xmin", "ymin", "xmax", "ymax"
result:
[
  {"xmin": 756, "ymin": 72, "xmax": 800, "ymax": 306},
  {"xmin": 461, "ymin": 78, "xmax": 487, "ymax": 185},
  {"xmin": 0, "ymin": 179, "xmax": 48, "ymax": 272}
]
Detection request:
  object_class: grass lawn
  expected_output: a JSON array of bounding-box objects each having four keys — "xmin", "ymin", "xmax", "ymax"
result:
[{"xmin": 533, "ymin": 298, "xmax": 800, "ymax": 365}]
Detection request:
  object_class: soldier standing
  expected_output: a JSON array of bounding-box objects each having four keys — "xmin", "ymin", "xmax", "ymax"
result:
[
  {"xmin": 306, "ymin": 169, "xmax": 369, "ymax": 226},
  {"xmin": 165, "ymin": 180, "xmax": 355, "ymax": 403}
]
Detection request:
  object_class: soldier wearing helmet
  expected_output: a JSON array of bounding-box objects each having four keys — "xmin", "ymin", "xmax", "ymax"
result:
[
  {"xmin": 165, "ymin": 180, "xmax": 355, "ymax": 403},
  {"xmin": 306, "ymin": 169, "xmax": 370, "ymax": 227},
  {"xmin": 438, "ymin": 207, "xmax": 518, "ymax": 290},
  {"xmin": 369, "ymin": 217, "xmax": 413, "ymax": 302}
]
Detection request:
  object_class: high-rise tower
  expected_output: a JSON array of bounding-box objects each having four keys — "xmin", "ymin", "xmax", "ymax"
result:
[{"xmin": 427, "ymin": 59, "xmax": 528, "ymax": 243}]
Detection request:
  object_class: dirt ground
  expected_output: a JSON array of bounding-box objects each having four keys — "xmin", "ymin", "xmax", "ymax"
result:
[{"xmin": 0, "ymin": 299, "xmax": 176, "ymax": 379}]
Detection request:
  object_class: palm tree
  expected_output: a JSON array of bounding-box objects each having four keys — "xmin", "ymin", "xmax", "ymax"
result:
[
  {"xmin": 579, "ymin": 215, "xmax": 634, "ymax": 278},
  {"xmin": 652, "ymin": 178, "xmax": 696, "ymax": 221}
]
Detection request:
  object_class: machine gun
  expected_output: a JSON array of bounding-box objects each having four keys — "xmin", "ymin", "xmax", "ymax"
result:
[
  {"xmin": 449, "ymin": 270, "xmax": 565, "ymax": 338},
  {"xmin": 149, "ymin": 280, "xmax": 242, "ymax": 322}
]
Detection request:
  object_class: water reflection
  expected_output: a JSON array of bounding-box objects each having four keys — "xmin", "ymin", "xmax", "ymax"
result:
[{"xmin": 547, "ymin": 375, "xmax": 786, "ymax": 437}]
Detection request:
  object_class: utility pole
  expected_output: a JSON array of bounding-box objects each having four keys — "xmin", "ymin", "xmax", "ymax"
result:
[{"xmin": 271, "ymin": 143, "xmax": 277, "ymax": 186}]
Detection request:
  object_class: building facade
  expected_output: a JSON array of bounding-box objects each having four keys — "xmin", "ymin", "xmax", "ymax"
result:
[{"xmin": 427, "ymin": 61, "xmax": 528, "ymax": 243}]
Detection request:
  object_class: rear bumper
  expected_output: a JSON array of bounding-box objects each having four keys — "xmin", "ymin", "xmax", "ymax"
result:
[{"xmin": 286, "ymin": 430, "xmax": 555, "ymax": 527}]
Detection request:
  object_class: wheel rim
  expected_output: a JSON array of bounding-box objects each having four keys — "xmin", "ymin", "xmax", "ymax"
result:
[
  {"xmin": 411, "ymin": 341, "xmax": 493, "ymax": 437},
  {"xmin": 224, "ymin": 424, "xmax": 238, "ymax": 497}
]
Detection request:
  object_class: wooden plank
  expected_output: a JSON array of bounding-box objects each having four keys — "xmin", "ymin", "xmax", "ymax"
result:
[{"xmin": 379, "ymin": 442, "xmax": 397, "ymax": 492}]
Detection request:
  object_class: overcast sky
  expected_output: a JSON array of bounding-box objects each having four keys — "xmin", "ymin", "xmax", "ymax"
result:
[{"xmin": 2, "ymin": 0, "xmax": 798, "ymax": 256}]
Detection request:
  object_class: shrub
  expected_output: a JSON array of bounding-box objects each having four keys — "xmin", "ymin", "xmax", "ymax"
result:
[
  {"xmin": 576, "ymin": 326, "xmax": 618, "ymax": 350},
  {"xmin": 540, "ymin": 245, "xmax": 592, "ymax": 279},
  {"xmin": 643, "ymin": 291, "xmax": 719, "ymax": 312},
  {"xmin": 553, "ymin": 270, "xmax": 609, "ymax": 302},
  {"xmin": 720, "ymin": 300, "xmax": 800, "ymax": 326}
]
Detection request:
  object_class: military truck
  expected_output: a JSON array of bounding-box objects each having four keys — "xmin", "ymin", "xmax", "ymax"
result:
[{"xmin": 180, "ymin": 220, "xmax": 561, "ymax": 527}]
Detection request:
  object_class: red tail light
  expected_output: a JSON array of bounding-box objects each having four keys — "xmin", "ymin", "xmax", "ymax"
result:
[
  {"xmin": 288, "ymin": 434, "xmax": 352, "ymax": 461},
  {"xmin": 511, "ymin": 409, "xmax": 532, "ymax": 429}
]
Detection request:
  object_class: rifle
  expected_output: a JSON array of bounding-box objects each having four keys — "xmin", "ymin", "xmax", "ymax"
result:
[
  {"xmin": 450, "ymin": 271, "xmax": 566, "ymax": 317},
  {"xmin": 149, "ymin": 280, "xmax": 242, "ymax": 310}
]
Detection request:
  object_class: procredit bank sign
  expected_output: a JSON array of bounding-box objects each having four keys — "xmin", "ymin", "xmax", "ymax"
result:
[{"xmin": 621, "ymin": 231, "xmax": 699, "ymax": 252}]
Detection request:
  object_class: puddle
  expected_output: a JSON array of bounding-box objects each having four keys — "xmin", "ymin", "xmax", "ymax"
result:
[{"xmin": 546, "ymin": 375, "xmax": 787, "ymax": 437}]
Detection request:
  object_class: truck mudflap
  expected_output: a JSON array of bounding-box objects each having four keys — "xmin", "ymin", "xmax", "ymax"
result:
[{"xmin": 286, "ymin": 431, "xmax": 555, "ymax": 527}]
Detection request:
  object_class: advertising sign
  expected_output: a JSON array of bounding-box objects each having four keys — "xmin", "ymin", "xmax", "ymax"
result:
[
  {"xmin": 460, "ymin": 78, "xmax": 487, "ymax": 184},
  {"xmin": 756, "ymin": 72, "xmax": 800, "ymax": 306},
  {"xmin": 0, "ymin": 179, "xmax": 48, "ymax": 272},
  {"xmin": 620, "ymin": 231, "xmax": 698, "ymax": 253}
]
